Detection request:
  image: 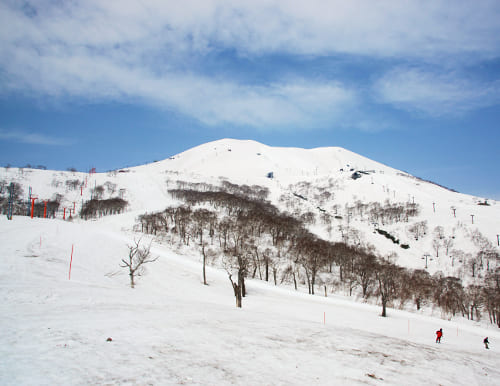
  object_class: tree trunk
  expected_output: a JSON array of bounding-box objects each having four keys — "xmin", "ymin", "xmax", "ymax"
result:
[
  {"xmin": 239, "ymin": 269, "xmax": 246, "ymax": 298},
  {"xmin": 202, "ymin": 244, "xmax": 207, "ymax": 285},
  {"xmin": 229, "ymin": 275, "xmax": 242, "ymax": 308},
  {"xmin": 305, "ymin": 270, "xmax": 311, "ymax": 294},
  {"xmin": 233, "ymin": 282, "xmax": 242, "ymax": 308}
]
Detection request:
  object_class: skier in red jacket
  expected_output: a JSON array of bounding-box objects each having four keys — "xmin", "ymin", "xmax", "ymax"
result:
[{"xmin": 436, "ymin": 328, "xmax": 443, "ymax": 343}]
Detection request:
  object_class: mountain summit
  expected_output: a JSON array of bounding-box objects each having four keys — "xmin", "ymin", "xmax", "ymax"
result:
[{"xmin": 145, "ymin": 138, "xmax": 395, "ymax": 182}]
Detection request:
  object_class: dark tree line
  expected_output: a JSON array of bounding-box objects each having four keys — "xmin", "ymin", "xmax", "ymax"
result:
[
  {"xmin": 80, "ymin": 197, "xmax": 128, "ymax": 219},
  {"xmin": 1, "ymin": 181, "xmax": 63, "ymax": 218},
  {"xmin": 346, "ymin": 200, "xmax": 420, "ymax": 224},
  {"xmin": 30, "ymin": 199, "xmax": 61, "ymax": 218}
]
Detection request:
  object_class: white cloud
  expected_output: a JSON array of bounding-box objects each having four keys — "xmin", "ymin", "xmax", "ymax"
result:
[
  {"xmin": 374, "ymin": 68, "xmax": 500, "ymax": 116},
  {"xmin": 0, "ymin": 129, "xmax": 72, "ymax": 146},
  {"xmin": 0, "ymin": 1, "xmax": 358, "ymax": 129},
  {"xmin": 1, "ymin": 0, "xmax": 500, "ymax": 127}
]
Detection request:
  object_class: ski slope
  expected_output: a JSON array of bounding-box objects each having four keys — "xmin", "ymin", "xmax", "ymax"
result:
[
  {"xmin": 1, "ymin": 216, "xmax": 499, "ymax": 385},
  {"xmin": 2, "ymin": 138, "xmax": 499, "ymax": 278}
]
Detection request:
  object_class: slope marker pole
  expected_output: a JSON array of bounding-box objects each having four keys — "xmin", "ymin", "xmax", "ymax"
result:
[{"xmin": 69, "ymin": 244, "xmax": 74, "ymax": 280}]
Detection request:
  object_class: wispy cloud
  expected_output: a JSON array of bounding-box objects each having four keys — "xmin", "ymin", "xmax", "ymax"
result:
[
  {"xmin": 374, "ymin": 68, "xmax": 500, "ymax": 116},
  {"xmin": 0, "ymin": 129, "xmax": 72, "ymax": 146},
  {"xmin": 1, "ymin": 0, "xmax": 500, "ymax": 128}
]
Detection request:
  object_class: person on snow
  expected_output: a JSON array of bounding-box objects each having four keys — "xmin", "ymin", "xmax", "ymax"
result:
[
  {"xmin": 436, "ymin": 328, "xmax": 443, "ymax": 343},
  {"xmin": 484, "ymin": 337, "xmax": 489, "ymax": 349}
]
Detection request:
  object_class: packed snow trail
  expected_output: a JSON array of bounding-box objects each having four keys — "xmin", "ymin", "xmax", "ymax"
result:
[{"xmin": 1, "ymin": 216, "xmax": 499, "ymax": 385}]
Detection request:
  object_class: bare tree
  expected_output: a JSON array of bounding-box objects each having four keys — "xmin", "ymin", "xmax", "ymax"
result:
[
  {"xmin": 192, "ymin": 208, "xmax": 216, "ymax": 285},
  {"xmin": 443, "ymin": 237, "xmax": 454, "ymax": 256},
  {"xmin": 293, "ymin": 233, "xmax": 328, "ymax": 295},
  {"xmin": 375, "ymin": 257, "xmax": 401, "ymax": 317},
  {"xmin": 483, "ymin": 268, "xmax": 500, "ymax": 327},
  {"xmin": 354, "ymin": 249, "xmax": 377, "ymax": 298},
  {"xmin": 434, "ymin": 276, "xmax": 465, "ymax": 317},
  {"xmin": 466, "ymin": 284, "xmax": 484, "ymax": 321},
  {"xmin": 432, "ymin": 238, "xmax": 442, "ymax": 258},
  {"xmin": 222, "ymin": 217, "xmax": 251, "ymax": 307},
  {"xmin": 120, "ymin": 238, "xmax": 158, "ymax": 288},
  {"xmin": 409, "ymin": 269, "xmax": 433, "ymax": 310},
  {"xmin": 407, "ymin": 220, "xmax": 428, "ymax": 241},
  {"xmin": 433, "ymin": 226, "xmax": 445, "ymax": 240},
  {"xmin": 468, "ymin": 255, "xmax": 480, "ymax": 278}
]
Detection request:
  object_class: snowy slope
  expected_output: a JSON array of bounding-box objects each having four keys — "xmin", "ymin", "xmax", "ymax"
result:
[
  {"xmin": 1, "ymin": 138, "xmax": 499, "ymax": 276},
  {"xmin": 2, "ymin": 216, "xmax": 500, "ymax": 385},
  {"xmin": 2, "ymin": 139, "xmax": 500, "ymax": 384}
]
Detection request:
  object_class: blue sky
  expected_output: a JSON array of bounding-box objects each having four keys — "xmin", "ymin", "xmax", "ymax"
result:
[{"xmin": 1, "ymin": 0, "xmax": 500, "ymax": 199}]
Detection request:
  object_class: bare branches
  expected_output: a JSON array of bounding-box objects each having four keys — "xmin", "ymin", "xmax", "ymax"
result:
[{"xmin": 120, "ymin": 238, "xmax": 158, "ymax": 288}]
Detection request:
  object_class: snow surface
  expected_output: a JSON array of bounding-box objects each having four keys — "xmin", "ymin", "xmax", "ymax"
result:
[
  {"xmin": 1, "ymin": 216, "xmax": 500, "ymax": 385},
  {"xmin": 2, "ymin": 138, "xmax": 500, "ymax": 384}
]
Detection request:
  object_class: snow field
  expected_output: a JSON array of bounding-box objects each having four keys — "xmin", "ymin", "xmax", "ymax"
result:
[{"xmin": 1, "ymin": 216, "xmax": 499, "ymax": 385}]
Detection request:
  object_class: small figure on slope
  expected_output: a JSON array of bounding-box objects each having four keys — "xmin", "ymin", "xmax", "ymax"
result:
[
  {"xmin": 436, "ymin": 328, "xmax": 443, "ymax": 343},
  {"xmin": 484, "ymin": 337, "xmax": 489, "ymax": 349}
]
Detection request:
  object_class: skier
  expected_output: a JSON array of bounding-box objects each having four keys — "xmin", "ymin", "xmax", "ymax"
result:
[
  {"xmin": 484, "ymin": 337, "xmax": 489, "ymax": 349},
  {"xmin": 436, "ymin": 328, "xmax": 443, "ymax": 343}
]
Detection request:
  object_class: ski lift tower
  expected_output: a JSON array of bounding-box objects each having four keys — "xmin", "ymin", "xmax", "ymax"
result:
[
  {"xmin": 7, "ymin": 182, "xmax": 14, "ymax": 220},
  {"xmin": 30, "ymin": 196, "xmax": 38, "ymax": 219}
]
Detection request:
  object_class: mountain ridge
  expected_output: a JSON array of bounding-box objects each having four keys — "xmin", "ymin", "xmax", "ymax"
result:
[{"xmin": 1, "ymin": 138, "xmax": 499, "ymax": 281}]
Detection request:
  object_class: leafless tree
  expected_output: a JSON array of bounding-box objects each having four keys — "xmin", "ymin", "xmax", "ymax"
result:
[
  {"xmin": 443, "ymin": 237, "xmax": 454, "ymax": 256},
  {"xmin": 433, "ymin": 226, "xmax": 445, "ymax": 240},
  {"xmin": 222, "ymin": 217, "xmax": 252, "ymax": 307},
  {"xmin": 433, "ymin": 273, "xmax": 465, "ymax": 317},
  {"xmin": 468, "ymin": 255, "xmax": 481, "ymax": 278},
  {"xmin": 409, "ymin": 269, "xmax": 433, "ymax": 310},
  {"xmin": 407, "ymin": 220, "xmax": 428, "ymax": 241},
  {"xmin": 293, "ymin": 233, "xmax": 328, "ymax": 295},
  {"xmin": 432, "ymin": 238, "xmax": 442, "ymax": 258},
  {"xmin": 120, "ymin": 238, "xmax": 158, "ymax": 288},
  {"xmin": 483, "ymin": 268, "xmax": 500, "ymax": 327},
  {"xmin": 192, "ymin": 208, "xmax": 216, "ymax": 285},
  {"xmin": 466, "ymin": 284, "xmax": 484, "ymax": 321},
  {"xmin": 354, "ymin": 249, "xmax": 377, "ymax": 298},
  {"xmin": 375, "ymin": 254, "xmax": 401, "ymax": 317}
]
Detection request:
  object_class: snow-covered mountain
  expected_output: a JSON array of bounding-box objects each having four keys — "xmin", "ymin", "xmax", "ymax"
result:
[
  {"xmin": 154, "ymin": 138, "xmax": 395, "ymax": 180},
  {"xmin": 2, "ymin": 139, "xmax": 500, "ymax": 384},
  {"xmin": 2, "ymin": 138, "xmax": 499, "ymax": 278}
]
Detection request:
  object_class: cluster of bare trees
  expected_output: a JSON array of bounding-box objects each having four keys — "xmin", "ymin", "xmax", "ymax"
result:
[
  {"xmin": 428, "ymin": 225, "xmax": 499, "ymax": 279},
  {"xmin": 1, "ymin": 181, "xmax": 64, "ymax": 218},
  {"xmin": 0, "ymin": 181, "xmax": 25, "ymax": 216},
  {"xmin": 80, "ymin": 197, "xmax": 128, "ymax": 219},
  {"xmin": 65, "ymin": 179, "xmax": 82, "ymax": 190},
  {"xmin": 133, "ymin": 183, "xmax": 500, "ymax": 325},
  {"xmin": 346, "ymin": 200, "xmax": 420, "ymax": 224},
  {"xmin": 30, "ymin": 198, "xmax": 61, "ymax": 218},
  {"xmin": 171, "ymin": 180, "xmax": 270, "ymax": 201}
]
